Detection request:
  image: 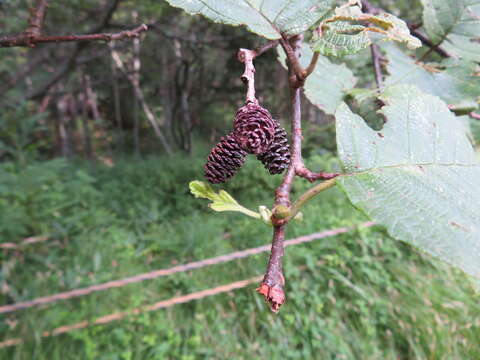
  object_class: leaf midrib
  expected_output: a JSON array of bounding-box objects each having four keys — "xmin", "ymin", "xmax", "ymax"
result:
[{"xmin": 341, "ymin": 161, "xmax": 479, "ymax": 177}]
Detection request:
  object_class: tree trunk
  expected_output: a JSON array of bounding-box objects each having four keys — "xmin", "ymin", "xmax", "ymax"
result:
[
  {"xmin": 81, "ymin": 75, "xmax": 94, "ymax": 161},
  {"xmin": 132, "ymin": 31, "xmax": 141, "ymax": 155},
  {"xmin": 110, "ymin": 42, "xmax": 124, "ymax": 148}
]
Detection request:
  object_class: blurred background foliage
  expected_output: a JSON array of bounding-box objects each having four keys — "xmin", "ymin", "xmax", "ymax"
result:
[{"xmin": 0, "ymin": 0, "xmax": 479, "ymax": 359}]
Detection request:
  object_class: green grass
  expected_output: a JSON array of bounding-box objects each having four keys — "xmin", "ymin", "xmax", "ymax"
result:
[{"xmin": 1, "ymin": 154, "xmax": 479, "ymax": 359}]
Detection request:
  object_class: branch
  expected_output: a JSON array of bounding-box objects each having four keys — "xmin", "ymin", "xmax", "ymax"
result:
[
  {"xmin": 237, "ymin": 49, "xmax": 258, "ymax": 104},
  {"xmin": 26, "ymin": 0, "xmax": 125, "ymax": 99},
  {"xmin": 295, "ymin": 165, "xmax": 340, "ymax": 182},
  {"xmin": 256, "ymin": 226, "xmax": 285, "ymax": 312},
  {"xmin": 0, "ymin": 24, "xmax": 148, "ymax": 48},
  {"xmin": 256, "ymin": 35, "xmax": 304, "ymax": 312},
  {"xmin": 256, "ymin": 34, "xmax": 344, "ymax": 312},
  {"xmin": 408, "ymin": 27, "xmax": 452, "ymax": 58},
  {"xmin": 370, "ymin": 43, "xmax": 384, "ymax": 90},
  {"xmin": 253, "ymin": 40, "xmax": 279, "ymax": 57},
  {"xmin": 279, "ymin": 35, "xmax": 306, "ymax": 86},
  {"xmin": 237, "ymin": 40, "xmax": 278, "ymax": 104}
]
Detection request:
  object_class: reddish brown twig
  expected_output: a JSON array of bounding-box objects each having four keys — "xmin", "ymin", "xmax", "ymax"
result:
[
  {"xmin": 295, "ymin": 165, "xmax": 340, "ymax": 182},
  {"xmin": 256, "ymin": 226, "xmax": 286, "ymax": 312},
  {"xmin": 238, "ymin": 35, "xmax": 339, "ymax": 312},
  {"xmin": 0, "ymin": 24, "xmax": 148, "ymax": 48},
  {"xmin": 25, "ymin": 0, "xmax": 123, "ymax": 100},
  {"xmin": 254, "ymin": 40, "xmax": 279, "ymax": 57},
  {"xmin": 256, "ymin": 35, "xmax": 304, "ymax": 312},
  {"xmin": 279, "ymin": 35, "xmax": 306, "ymax": 87}
]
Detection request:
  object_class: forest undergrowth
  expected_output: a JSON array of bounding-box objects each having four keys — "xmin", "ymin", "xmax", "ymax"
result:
[{"xmin": 1, "ymin": 153, "xmax": 479, "ymax": 359}]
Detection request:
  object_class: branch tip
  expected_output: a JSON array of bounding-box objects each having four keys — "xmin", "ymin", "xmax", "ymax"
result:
[{"xmin": 256, "ymin": 283, "xmax": 285, "ymax": 313}]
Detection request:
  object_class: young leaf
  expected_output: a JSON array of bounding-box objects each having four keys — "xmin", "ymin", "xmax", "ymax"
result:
[
  {"xmin": 165, "ymin": 0, "xmax": 335, "ymax": 39},
  {"xmin": 383, "ymin": 43, "xmax": 480, "ymax": 111},
  {"xmin": 312, "ymin": 2, "xmax": 421, "ymax": 56},
  {"xmin": 336, "ymin": 85, "xmax": 480, "ymax": 279},
  {"xmin": 421, "ymin": 0, "xmax": 480, "ymax": 61},
  {"xmin": 277, "ymin": 44, "xmax": 356, "ymax": 115},
  {"xmin": 189, "ymin": 180, "xmax": 262, "ymax": 219}
]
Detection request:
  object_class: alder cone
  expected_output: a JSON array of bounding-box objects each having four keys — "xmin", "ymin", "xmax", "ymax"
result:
[
  {"xmin": 233, "ymin": 103, "xmax": 276, "ymax": 155},
  {"xmin": 204, "ymin": 133, "xmax": 247, "ymax": 184},
  {"xmin": 257, "ymin": 124, "xmax": 290, "ymax": 175}
]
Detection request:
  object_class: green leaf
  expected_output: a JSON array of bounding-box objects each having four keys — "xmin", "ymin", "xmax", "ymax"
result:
[
  {"xmin": 336, "ymin": 85, "xmax": 480, "ymax": 279},
  {"xmin": 164, "ymin": 0, "xmax": 336, "ymax": 39},
  {"xmin": 383, "ymin": 43, "xmax": 480, "ymax": 111},
  {"xmin": 189, "ymin": 180, "xmax": 217, "ymax": 199},
  {"xmin": 421, "ymin": 0, "xmax": 480, "ymax": 61},
  {"xmin": 189, "ymin": 180, "xmax": 263, "ymax": 220},
  {"xmin": 312, "ymin": 2, "xmax": 421, "ymax": 56},
  {"xmin": 277, "ymin": 44, "xmax": 356, "ymax": 115}
]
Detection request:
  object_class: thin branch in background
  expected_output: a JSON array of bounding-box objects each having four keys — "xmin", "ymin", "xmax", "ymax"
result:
[
  {"xmin": 0, "ymin": 0, "xmax": 146, "ymax": 48},
  {"xmin": 408, "ymin": 27, "xmax": 452, "ymax": 58},
  {"xmin": 253, "ymin": 40, "xmax": 279, "ymax": 57},
  {"xmin": 418, "ymin": 36, "xmax": 451, "ymax": 62},
  {"xmin": 0, "ymin": 236, "xmax": 49, "ymax": 250},
  {"xmin": 362, "ymin": 0, "xmax": 452, "ymax": 60},
  {"xmin": 1, "ymin": 24, "xmax": 148, "ymax": 48},
  {"xmin": 26, "ymin": 0, "xmax": 127, "ymax": 100},
  {"xmin": 370, "ymin": 43, "xmax": 384, "ymax": 90},
  {"xmin": 111, "ymin": 48, "xmax": 173, "ymax": 154}
]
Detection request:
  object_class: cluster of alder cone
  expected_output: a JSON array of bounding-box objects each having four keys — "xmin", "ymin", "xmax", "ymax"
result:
[{"xmin": 205, "ymin": 102, "xmax": 290, "ymax": 183}]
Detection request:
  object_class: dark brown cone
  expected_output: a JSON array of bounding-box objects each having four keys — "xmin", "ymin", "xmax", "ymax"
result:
[
  {"xmin": 257, "ymin": 124, "xmax": 290, "ymax": 175},
  {"xmin": 204, "ymin": 133, "xmax": 247, "ymax": 184},
  {"xmin": 233, "ymin": 103, "xmax": 276, "ymax": 155}
]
